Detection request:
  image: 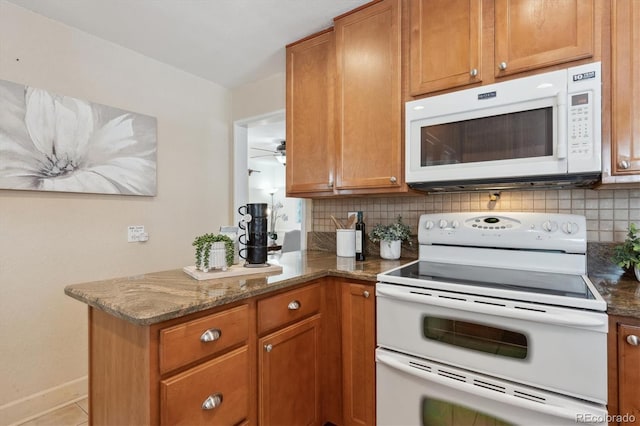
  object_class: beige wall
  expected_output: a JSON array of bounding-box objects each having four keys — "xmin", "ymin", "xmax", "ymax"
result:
[
  {"xmin": 231, "ymin": 72, "xmax": 285, "ymax": 122},
  {"xmin": 0, "ymin": 2, "xmax": 231, "ymax": 422}
]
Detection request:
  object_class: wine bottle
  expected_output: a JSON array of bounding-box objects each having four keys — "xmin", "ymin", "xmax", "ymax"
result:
[{"xmin": 355, "ymin": 211, "xmax": 365, "ymax": 261}]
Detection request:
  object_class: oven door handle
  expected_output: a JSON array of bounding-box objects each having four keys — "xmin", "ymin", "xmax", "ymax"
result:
[
  {"xmin": 376, "ymin": 351, "xmax": 596, "ymax": 422},
  {"xmin": 376, "ymin": 286, "xmax": 606, "ymax": 328}
]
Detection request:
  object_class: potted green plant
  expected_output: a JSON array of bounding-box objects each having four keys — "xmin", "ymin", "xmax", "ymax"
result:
[
  {"xmin": 368, "ymin": 216, "xmax": 412, "ymax": 260},
  {"xmin": 192, "ymin": 233, "xmax": 234, "ymax": 272},
  {"xmin": 612, "ymin": 223, "xmax": 640, "ymax": 281}
]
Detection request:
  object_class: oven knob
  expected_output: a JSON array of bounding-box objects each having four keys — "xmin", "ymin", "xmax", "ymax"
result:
[
  {"xmin": 424, "ymin": 220, "xmax": 434, "ymax": 230},
  {"xmin": 542, "ymin": 221, "xmax": 558, "ymax": 232},
  {"xmin": 451, "ymin": 220, "xmax": 459, "ymax": 229},
  {"xmin": 562, "ymin": 222, "xmax": 579, "ymax": 234},
  {"xmin": 439, "ymin": 219, "xmax": 448, "ymax": 229}
]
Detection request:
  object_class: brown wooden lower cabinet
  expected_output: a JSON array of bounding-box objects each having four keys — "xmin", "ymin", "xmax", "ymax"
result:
[
  {"xmin": 87, "ymin": 277, "xmax": 377, "ymax": 425},
  {"xmin": 341, "ymin": 279, "xmax": 376, "ymax": 426},
  {"xmin": 608, "ymin": 315, "xmax": 640, "ymax": 426},
  {"xmin": 259, "ymin": 315, "xmax": 322, "ymax": 425}
]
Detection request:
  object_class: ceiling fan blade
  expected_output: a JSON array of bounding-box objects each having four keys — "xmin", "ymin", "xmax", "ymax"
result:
[
  {"xmin": 251, "ymin": 147, "xmax": 277, "ymax": 153},
  {"xmin": 250, "ymin": 154, "xmax": 276, "ymax": 158}
]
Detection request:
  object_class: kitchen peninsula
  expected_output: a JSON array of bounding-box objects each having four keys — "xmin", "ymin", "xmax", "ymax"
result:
[
  {"xmin": 65, "ymin": 251, "xmax": 411, "ymax": 425},
  {"xmin": 65, "ymin": 248, "xmax": 640, "ymax": 425}
]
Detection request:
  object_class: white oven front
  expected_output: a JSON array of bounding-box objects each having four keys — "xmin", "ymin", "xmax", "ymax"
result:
[
  {"xmin": 376, "ymin": 282, "xmax": 608, "ymax": 404},
  {"xmin": 376, "ymin": 348, "xmax": 607, "ymax": 426}
]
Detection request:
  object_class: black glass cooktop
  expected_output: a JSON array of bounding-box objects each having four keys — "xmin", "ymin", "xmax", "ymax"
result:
[{"xmin": 385, "ymin": 261, "xmax": 596, "ymax": 300}]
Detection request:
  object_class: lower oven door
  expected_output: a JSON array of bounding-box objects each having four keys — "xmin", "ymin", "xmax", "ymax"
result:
[
  {"xmin": 376, "ymin": 348, "xmax": 607, "ymax": 426},
  {"xmin": 376, "ymin": 282, "xmax": 608, "ymax": 403}
]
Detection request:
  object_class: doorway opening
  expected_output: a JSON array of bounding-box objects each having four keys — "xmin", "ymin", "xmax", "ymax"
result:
[{"xmin": 233, "ymin": 110, "xmax": 305, "ymax": 251}]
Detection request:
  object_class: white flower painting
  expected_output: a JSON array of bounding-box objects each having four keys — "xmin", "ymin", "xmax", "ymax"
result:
[{"xmin": 0, "ymin": 79, "xmax": 157, "ymax": 195}]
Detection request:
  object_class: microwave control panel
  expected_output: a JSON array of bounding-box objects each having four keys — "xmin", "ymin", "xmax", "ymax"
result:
[{"xmin": 568, "ymin": 91, "xmax": 593, "ymax": 158}]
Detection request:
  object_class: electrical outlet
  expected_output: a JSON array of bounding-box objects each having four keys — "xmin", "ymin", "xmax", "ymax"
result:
[{"xmin": 127, "ymin": 225, "xmax": 145, "ymax": 242}]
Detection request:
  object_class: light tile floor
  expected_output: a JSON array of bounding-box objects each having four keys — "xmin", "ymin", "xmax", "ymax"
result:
[{"xmin": 17, "ymin": 398, "xmax": 88, "ymax": 426}]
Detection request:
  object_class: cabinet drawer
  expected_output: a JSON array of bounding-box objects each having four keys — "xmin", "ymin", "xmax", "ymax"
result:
[
  {"xmin": 258, "ymin": 283, "xmax": 321, "ymax": 334},
  {"xmin": 159, "ymin": 304, "xmax": 248, "ymax": 373},
  {"xmin": 160, "ymin": 346, "xmax": 249, "ymax": 426}
]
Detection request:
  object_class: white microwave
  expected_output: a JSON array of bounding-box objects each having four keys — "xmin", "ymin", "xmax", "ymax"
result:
[{"xmin": 405, "ymin": 62, "xmax": 602, "ymax": 192}]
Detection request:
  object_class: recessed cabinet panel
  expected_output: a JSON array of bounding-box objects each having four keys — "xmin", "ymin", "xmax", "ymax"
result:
[
  {"xmin": 611, "ymin": 0, "xmax": 640, "ymax": 176},
  {"xmin": 494, "ymin": 0, "xmax": 594, "ymax": 76},
  {"xmin": 160, "ymin": 346, "xmax": 249, "ymax": 426},
  {"xmin": 335, "ymin": 0, "xmax": 402, "ymax": 191},
  {"xmin": 409, "ymin": 0, "xmax": 482, "ymax": 95},
  {"xmin": 618, "ymin": 323, "xmax": 640, "ymax": 420},
  {"xmin": 259, "ymin": 315, "xmax": 322, "ymax": 426},
  {"xmin": 286, "ymin": 29, "xmax": 336, "ymax": 195}
]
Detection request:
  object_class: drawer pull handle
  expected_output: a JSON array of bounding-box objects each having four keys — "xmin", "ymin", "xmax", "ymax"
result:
[
  {"xmin": 202, "ymin": 393, "xmax": 223, "ymax": 410},
  {"xmin": 200, "ymin": 328, "xmax": 222, "ymax": 343},
  {"xmin": 627, "ymin": 335, "xmax": 639, "ymax": 346},
  {"xmin": 288, "ymin": 300, "xmax": 301, "ymax": 310},
  {"xmin": 363, "ymin": 290, "xmax": 370, "ymax": 298}
]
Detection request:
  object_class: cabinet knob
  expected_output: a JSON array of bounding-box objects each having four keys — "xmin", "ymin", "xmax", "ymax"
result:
[
  {"xmin": 619, "ymin": 160, "xmax": 631, "ymax": 170},
  {"xmin": 390, "ymin": 176, "xmax": 397, "ymax": 183},
  {"xmin": 498, "ymin": 62, "xmax": 508, "ymax": 71},
  {"xmin": 328, "ymin": 180, "xmax": 334, "ymax": 188},
  {"xmin": 202, "ymin": 393, "xmax": 223, "ymax": 410},
  {"xmin": 470, "ymin": 68, "xmax": 478, "ymax": 77},
  {"xmin": 288, "ymin": 300, "xmax": 301, "ymax": 310},
  {"xmin": 627, "ymin": 335, "xmax": 639, "ymax": 346},
  {"xmin": 200, "ymin": 328, "xmax": 222, "ymax": 343},
  {"xmin": 363, "ymin": 290, "xmax": 370, "ymax": 298},
  {"xmin": 264, "ymin": 343, "xmax": 273, "ymax": 352}
]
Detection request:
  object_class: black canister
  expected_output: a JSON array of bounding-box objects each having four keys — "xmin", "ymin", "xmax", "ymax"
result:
[{"xmin": 238, "ymin": 203, "xmax": 268, "ymax": 265}]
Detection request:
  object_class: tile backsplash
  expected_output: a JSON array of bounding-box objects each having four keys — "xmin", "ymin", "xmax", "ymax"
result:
[{"xmin": 312, "ymin": 188, "xmax": 640, "ymax": 242}]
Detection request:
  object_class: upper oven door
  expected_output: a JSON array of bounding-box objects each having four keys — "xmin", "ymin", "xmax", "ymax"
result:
[
  {"xmin": 376, "ymin": 282, "xmax": 608, "ymax": 404},
  {"xmin": 405, "ymin": 68, "xmax": 568, "ymax": 184}
]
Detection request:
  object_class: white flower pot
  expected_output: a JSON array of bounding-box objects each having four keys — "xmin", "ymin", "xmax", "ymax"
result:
[
  {"xmin": 635, "ymin": 265, "xmax": 640, "ymax": 281},
  {"xmin": 380, "ymin": 240, "xmax": 401, "ymax": 260}
]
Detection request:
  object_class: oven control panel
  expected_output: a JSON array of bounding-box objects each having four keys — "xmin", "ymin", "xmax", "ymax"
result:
[{"xmin": 418, "ymin": 212, "xmax": 586, "ymax": 253}]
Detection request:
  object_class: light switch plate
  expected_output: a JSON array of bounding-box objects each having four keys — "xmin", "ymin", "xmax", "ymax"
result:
[{"xmin": 127, "ymin": 225, "xmax": 145, "ymax": 242}]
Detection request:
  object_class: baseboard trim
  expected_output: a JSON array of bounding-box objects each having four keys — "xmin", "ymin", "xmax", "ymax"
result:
[{"xmin": 0, "ymin": 376, "xmax": 87, "ymax": 426}]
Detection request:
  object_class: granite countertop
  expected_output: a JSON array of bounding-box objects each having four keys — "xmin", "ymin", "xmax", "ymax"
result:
[
  {"xmin": 65, "ymin": 246, "xmax": 640, "ymax": 326},
  {"xmin": 64, "ymin": 250, "xmax": 413, "ymax": 326},
  {"xmin": 588, "ymin": 243, "xmax": 640, "ymax": 319}
]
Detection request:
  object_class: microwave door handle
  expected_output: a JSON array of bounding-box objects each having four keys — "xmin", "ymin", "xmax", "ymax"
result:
[
  {"xmin": 376, "ymin": 351, "xmax": 592, "ymax": 422},
  {"xmin": 376, "ymin": 286, "xmax": 606, "ymax": 328},
  {"xmin": 556, "ymin": 91, "xmax": 567, "ymax": 159}
]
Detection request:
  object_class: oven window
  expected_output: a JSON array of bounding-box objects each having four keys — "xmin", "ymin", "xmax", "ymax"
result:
[
  {"xmin": 422, "ymin": 397, "xmax": 513, "ymax": 426},
  {"xmin": 423, "ymin": 316, "xmax": 528, "ymax": 359},
  {"xmin": 420, "ymin": 107, "xmax": 553, "ymax": 166}
]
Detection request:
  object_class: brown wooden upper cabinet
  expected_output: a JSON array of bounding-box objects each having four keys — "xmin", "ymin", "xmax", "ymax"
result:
[
  {"xmin": 286, "ymin": 29, "xmax": 336, "ymax": 196},
  {"xmin": 607, "ymin": 0, "xmax": 640, "ymax": 181},
  {"xmin": 286, "ymin": 0, "xmax": 405, "ymax": 197},
  {"xmin": 494, "ymin": 0, "xmax": 594, "ymax": 77},
  {"xmin": 409, "ymin": 0, "xmax": 482, "ymax": 96},
  {"xmin": 409, "ymin": 0, "xmax": 595, "ymax": 96},
  {"xmin": 334, "ymin": 0, "xmax": 403, "ymax": 193}
]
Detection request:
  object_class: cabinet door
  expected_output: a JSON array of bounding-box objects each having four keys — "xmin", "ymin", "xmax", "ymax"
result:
[
  {"xmin": 611, "ymin": 0, "xmax": 640, "ymax": 176},
  {"xmin": 494, "ymin": 0, "xmax": 593, "ymax": 77},
  {"xmin": 259, "ymin": 315, "xmax": 322, "ymax": 426},
  {"xmin": 335, "ymin": 0, "xmax": 403, "ymax": 191},
  {"xmin": 342, "ymin": 282, "xmax": 376, "ymax": 426},
  {"xmin": 286, "ymin": 29, "xmax": 336, "ymax": 195},
  {"xmin": 409, "ymin": 0, "xmax": 482, "ymax": 95},
  {"xmin": 618, "ymin": 323, "xmax": 640, "ymax": 421}
]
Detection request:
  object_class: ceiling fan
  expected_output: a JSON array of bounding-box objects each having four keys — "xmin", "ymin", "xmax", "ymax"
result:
[{"xmin": 250, "ymin": 140, "xmax": 286, "ymax": 165}]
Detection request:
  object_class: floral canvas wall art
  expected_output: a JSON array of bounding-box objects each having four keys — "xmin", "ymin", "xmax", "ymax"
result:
[{"xmin": 0, "ymin": 79, "xmax": 157, "ymax": 195}]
